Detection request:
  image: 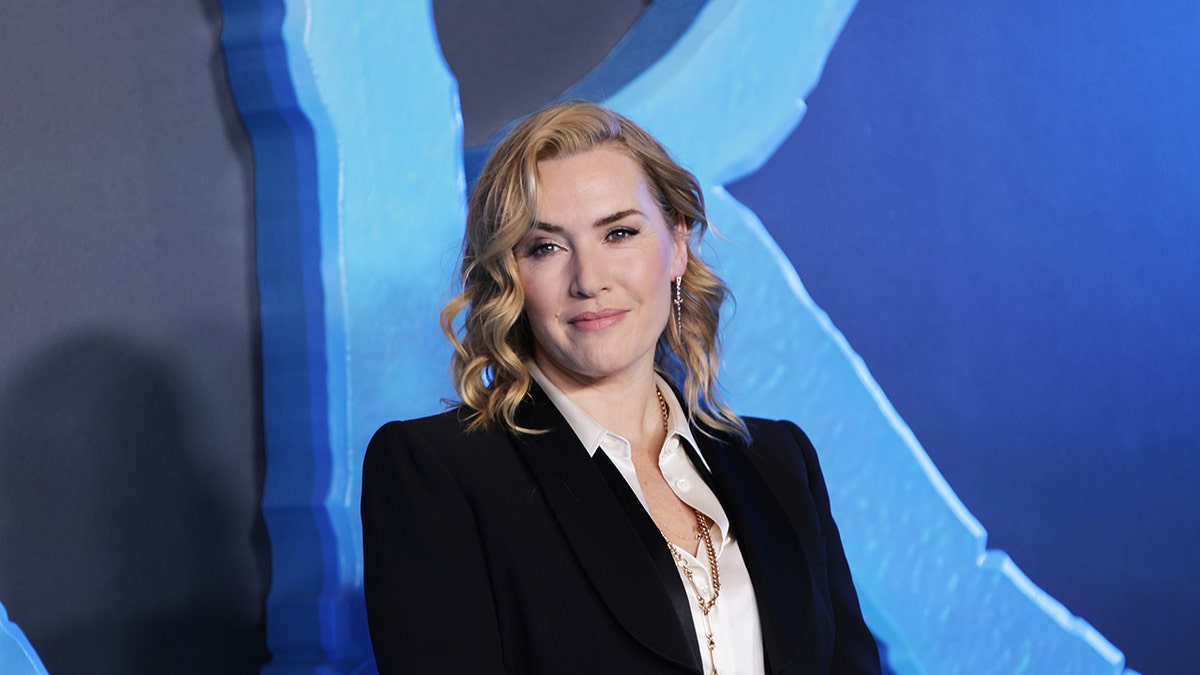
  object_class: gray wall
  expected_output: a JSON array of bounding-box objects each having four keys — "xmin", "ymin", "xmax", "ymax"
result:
[
  {"xmin": 435, "ymin": 0, "xmax": 648, "ymax": 145},
  {"xmin": 0, "ymin": 1, "xmax": 648, "ymax": 670},
  {"xmin": 0, "ymin": 1, "xmax": 269, "ymax": 673}
]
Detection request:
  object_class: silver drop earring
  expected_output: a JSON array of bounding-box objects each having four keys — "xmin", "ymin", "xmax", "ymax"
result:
[{"xmin": 673, "ymin": 276, "xmax": 683, "ymax": 340}]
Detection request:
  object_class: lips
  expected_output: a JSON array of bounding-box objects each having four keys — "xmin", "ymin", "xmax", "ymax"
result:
[{"xmin": 568, "ymin": 308, "xmax": 628, "ymax": 332}]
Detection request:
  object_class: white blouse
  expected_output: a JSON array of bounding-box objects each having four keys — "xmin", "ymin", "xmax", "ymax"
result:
[{"xmin": 528, "ymin": 363, "xmax": 765, "ymax": 675}]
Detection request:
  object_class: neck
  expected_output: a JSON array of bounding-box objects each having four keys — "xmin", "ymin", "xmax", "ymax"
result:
[{"xmin": 533, "ymin": 356, "xmax": 664, "ymax": 448}]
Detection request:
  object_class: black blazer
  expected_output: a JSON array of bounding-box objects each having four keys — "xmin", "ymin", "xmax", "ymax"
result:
[{"xmin": 361, "ymin": 383, "xmax": 881, "ymax": 674}]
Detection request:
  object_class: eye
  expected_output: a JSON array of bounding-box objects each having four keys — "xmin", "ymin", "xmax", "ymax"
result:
[
  {"xmin": 606, "ymin": 227, "xmax": 639, "ymax": 242},
  {"xmin": 523, "ymin": 241, "xmax": 562, "ymax": 258}
]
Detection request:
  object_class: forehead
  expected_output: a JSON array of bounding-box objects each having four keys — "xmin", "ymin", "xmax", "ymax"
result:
[{"xmin": 533, "ymin": 145, "xmax": 655, "ymax": 215}]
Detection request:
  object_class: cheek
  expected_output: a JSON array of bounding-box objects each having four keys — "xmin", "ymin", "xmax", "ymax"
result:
[{"xmin": 517, "ymin": 269, "xmax": 555, "ymax": 324}]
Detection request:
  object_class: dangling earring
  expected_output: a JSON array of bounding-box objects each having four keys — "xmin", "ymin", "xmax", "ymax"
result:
[{"xmin": 673, "ymin": 276, "xmax": 683, "ymax": 341}]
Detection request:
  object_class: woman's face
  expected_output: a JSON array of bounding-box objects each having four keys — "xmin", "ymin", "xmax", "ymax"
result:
[{"xmin": 516, "ymin": 144, "xmax": 687, "ymax": 389}]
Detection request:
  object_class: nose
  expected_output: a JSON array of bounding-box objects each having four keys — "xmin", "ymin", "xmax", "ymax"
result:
[{"xmin": 568, "ymin": 244, "xmax": 609, "ymax": 298}]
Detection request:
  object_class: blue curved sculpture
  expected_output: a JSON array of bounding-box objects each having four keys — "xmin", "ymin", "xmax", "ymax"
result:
[
  {"xmin": 0, "ymin": 603, "xmax": 47, "ymax": 675},
  {"xmin": 217, "ymin": 0, "xmax": 1135, "ymax": 672}
]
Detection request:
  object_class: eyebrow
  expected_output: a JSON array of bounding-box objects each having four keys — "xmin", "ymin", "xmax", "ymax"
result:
[{"xmin": 533, "ymin": 209, "xmax": 642, "ymax": 232}]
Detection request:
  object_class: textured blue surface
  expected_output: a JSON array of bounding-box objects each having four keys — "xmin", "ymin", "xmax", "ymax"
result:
[
  {"xmin": 220, "ymin": 1, "xmax": 343, "ymax": 669},
  {"xmin": 220, "ymin": 0, "xmax": 461, "ymax": 671},
  {"xmin": 218, "ymin": 0, "xmax": 1136, "ymax": 672},
  {"xmin": 601, "ymin": 3, "xmax": 1128, "ymax": 673},
  {"xmin": 0, "ymin": 603, "xmax": 47, "ymax": 675},
  {"xmin": 728, "ymin": 5, "xmax": 1199, "ymax": 671}
]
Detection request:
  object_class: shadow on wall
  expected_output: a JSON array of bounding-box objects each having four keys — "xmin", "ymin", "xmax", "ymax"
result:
[{"xmin": 0, "ymin": 331, "xmax": 270, "ymax": 675}]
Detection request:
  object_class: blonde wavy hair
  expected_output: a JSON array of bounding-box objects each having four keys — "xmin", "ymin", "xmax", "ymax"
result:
[{"xmin": 440, "ymin": 101, "xmax": 748, "ymax": 440}]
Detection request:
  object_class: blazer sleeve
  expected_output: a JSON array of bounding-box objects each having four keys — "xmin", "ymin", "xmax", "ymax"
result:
[
  {"xmin": 785, "ymin": 421, "xmax": 882, "ymax": 674},
  {"xmin": 361, "ymin": 420, "xmax": 506, "ymax": 673}
]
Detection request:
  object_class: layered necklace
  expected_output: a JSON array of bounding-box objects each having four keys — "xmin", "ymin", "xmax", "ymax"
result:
[{"xmin": 654, "ymin": 387, "xmax": 721, "ymax": 675}]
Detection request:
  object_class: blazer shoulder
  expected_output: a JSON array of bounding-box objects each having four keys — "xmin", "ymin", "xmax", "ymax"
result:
[
  {"xmin": 733, "ymin": 416, "xmax": 825, "ymax": 484},
  {"xmin": 741, "ymin": 416, "xmax": 816, "ymax": 451},
  {"xmin": 365, "ymin": 407, "xmax": 515, "ymax": 471},
  {"xmin": 384, "ymin": 403, "xmax": 493, "ymax": 433},
  {"xmin": 373, "ymin": 407, "xmax": 468, "ymax": 440}
]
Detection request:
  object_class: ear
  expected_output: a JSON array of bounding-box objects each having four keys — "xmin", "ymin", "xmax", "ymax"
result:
[{"xmin": 669, "ymin": 219, "xmax": 689, "ymax": 279}]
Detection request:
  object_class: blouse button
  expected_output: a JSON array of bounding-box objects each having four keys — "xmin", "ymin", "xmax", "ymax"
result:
[{"xmin": 674, "ymin": 478, "xmax": 691, "ymax": 492}]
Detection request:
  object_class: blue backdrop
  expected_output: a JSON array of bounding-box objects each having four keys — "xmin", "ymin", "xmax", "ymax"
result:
[
  {"xmin": 728, "ymin": 4, "xmax": 1199, "ymax": 673},
  {"xmin": 6, "ymin": 1, "xmax": 1187, "ymax": 673},
  {"xmin": 220, "ymin": 0, "xmax": 1159, "ymax": 671}
]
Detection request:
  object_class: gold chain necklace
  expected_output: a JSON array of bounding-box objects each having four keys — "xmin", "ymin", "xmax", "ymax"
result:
[{"xmin": 655, "ymin": 387, "xmax": 721, "ymax": 675}]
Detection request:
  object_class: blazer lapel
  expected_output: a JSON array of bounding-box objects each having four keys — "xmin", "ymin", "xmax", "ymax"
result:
[
  {"xmin": 512, "ymin": 383, "xmax": 702, "ymax": 672},
  {"xmin": 687, "ymin": 429, "xmax": 821, "ymax": 674},
  {"xmin": 591, "ymin": 448, "xmax": 699, "ymax": 661}
]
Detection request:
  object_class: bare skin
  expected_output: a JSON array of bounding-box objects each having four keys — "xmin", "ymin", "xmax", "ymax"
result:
[
  {"xmin": 530, "ymin": 362, "xmax": 702, "ymax": 554},
  {"xmin": 548, "ymin": 373, "xmax": 704, "ymax": 557},
  {"xmin": 633, "ymin": 427, "xmax": 705, "ymax": 557},
  {"xmin": 518, "ymin": 145, "xmax": 706, "ymax": 555}
]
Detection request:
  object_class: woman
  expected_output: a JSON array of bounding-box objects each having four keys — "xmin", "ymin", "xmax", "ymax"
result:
[{"xmin": 362, "ymin": 101, "xmax": 881, "ymax": 674}]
